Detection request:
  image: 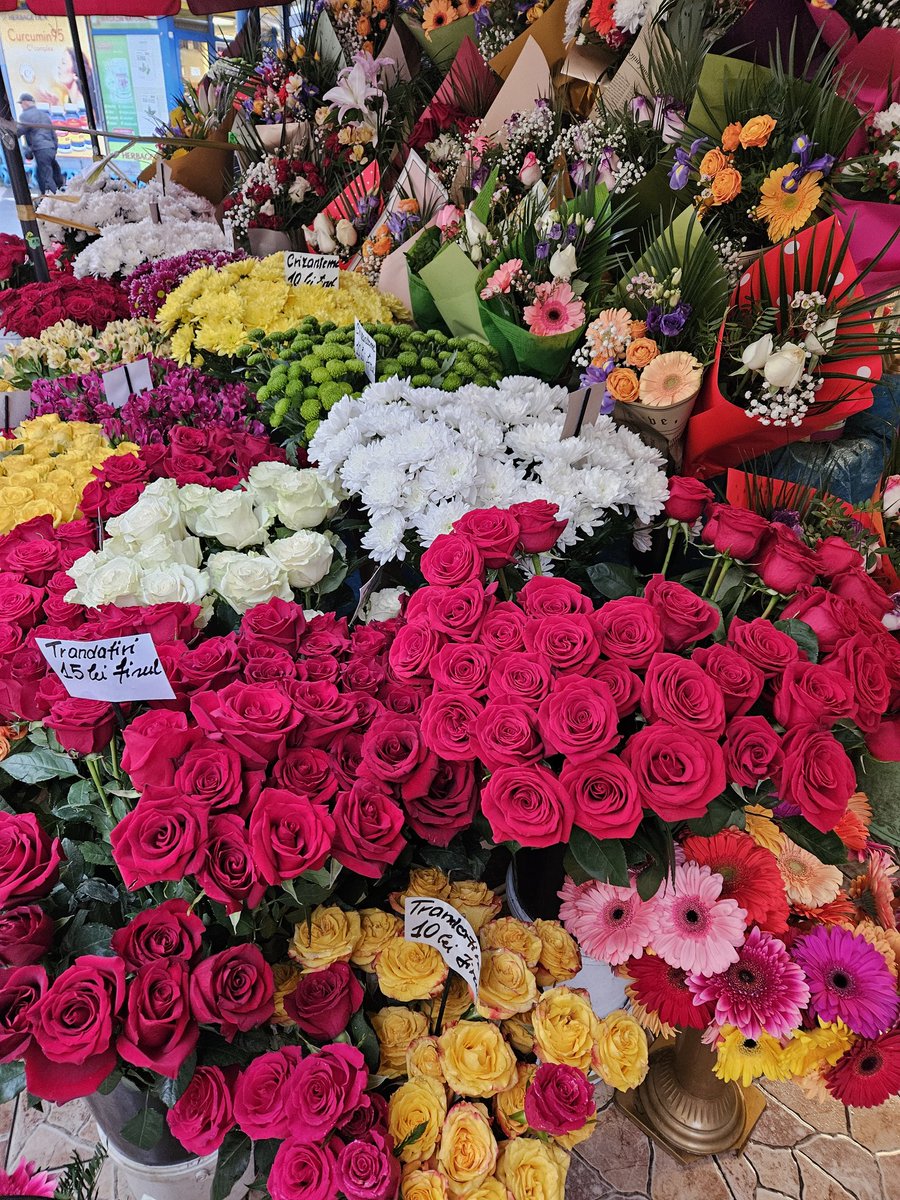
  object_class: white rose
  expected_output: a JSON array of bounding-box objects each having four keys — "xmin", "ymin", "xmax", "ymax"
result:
[
  {"xmin": 804, "ymin": 317, "xmax": 839, "ymax": 356},
  {"xmin": 273, "ymin": 470, "xmax": 339, "ymax": 529},
  {"xmin": 264, "ymin": 529, "xmax": 334, "ymax": 588},
  {"xmin": 69, "ymin": 554, "xmax": 144, "ymax": 607},
  {"xmin": 178, "ymin": 483, "xmax": 216, "ymax": 517},
  {"xmin": 207, "ymin": 551, "xmax": 293, "ymax": 614},
  {"xmin": 883, "ymin": 474, "xmax": 900, "ymax": 520},
  {"xmin": 335, "ymin": 218, "xmax": 358, "ymax": 248},
  {"xmin": 184, "ymin": 488, "xmax": 269, "ymax": 549},
  {"xmin": 289, "ymin": 177, "xmax": 310, "ymax": 203},
  {"xmin": 363, "ymin": 586, "xmax": 407, "ymax": 622},
  {"xmin": 763, "ymin": 343, "xmax": 806, "ymax": 390},
  {"xmin": 549, "ymin": 244, "xmax": 577, "ymax": 281},
  {"xmin": 246, "ymin": 461, "xmax": 295, "ymax": 498},
  {"xmin": 133, "ymin": 533, "xmax": 203, "ymax": 569},
  {"xmin": 741, "ymin": 333, "xmax": 774, "ymax": 372},
  {"xmin": 139, "ymin": 564, "xmax": 210, "ymax": 606},
  {"xmin": 105, "ymin": 478, "xmax": 186, "ymax": 542}
]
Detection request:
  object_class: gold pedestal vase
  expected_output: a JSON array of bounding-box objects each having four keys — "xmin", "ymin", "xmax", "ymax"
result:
[{"xmin": 615, "ymin": 1026, "xmax": 766, "ymax": 1163}]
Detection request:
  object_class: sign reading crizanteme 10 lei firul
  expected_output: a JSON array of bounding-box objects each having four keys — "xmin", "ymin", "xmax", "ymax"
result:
[
  {"xmin": 35, "ymin": 634, "xmax": 176, "ymax": 703},
  {"xmin": 404, "ymin": 896, "xmax": 482, "ymax": 998},
  {"xmin": 284, "ymin": 252, "xmax": 340, "ymax": 288}
]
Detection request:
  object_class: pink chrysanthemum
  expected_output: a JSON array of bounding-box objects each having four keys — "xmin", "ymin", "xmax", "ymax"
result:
[
  {"xmin": 687, "ymin": 926, "xmax": 810, "ymax": 1039},
  {"xmin": 523, "ymin": 280, "xmax": 585, "ymax": 336},
  {"xmin": 649, "ymin": 862, "xmax": 747, "ymax": 976},
  {"xmin": 0, "ymin": 1159, "xmax": 57, "ymax": 1196},
  {"xmin": 825, "ymin": 1026, "xmax": 900, "ymax": 1107},
  {"xmin": 559, "ymin": 877, "xmax": 657, "ymax": 966},
  {"xmin": 793, "ymin": 925, "xmax": 900, "ymax": 1038}
]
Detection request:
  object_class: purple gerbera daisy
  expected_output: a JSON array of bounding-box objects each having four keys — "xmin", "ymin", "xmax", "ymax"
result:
[
  {"xmin": 792, "ymin": 925, "xmax": 900, "ymax": 1038},
  {"xmin": 687, "ymin": 926, "xmax": 810, "ymax": 1039}
]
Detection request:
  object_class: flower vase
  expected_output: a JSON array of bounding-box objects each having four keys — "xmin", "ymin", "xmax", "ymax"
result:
[
  {"xmin": 612, "ymin": 387, "xmax": 700, "ymax": 468},
  {"xmin": 247, "ymin": 228, "xmax": 295, "ymax": 257},
  {"xmin": 615, "ymin": 1026, "xmax": 766, "ymax": 1163}
]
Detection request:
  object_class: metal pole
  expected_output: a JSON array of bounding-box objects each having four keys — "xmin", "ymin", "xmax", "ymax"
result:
[
  {"xmin": 282, "ymin": 4, "xmax": 292, "ymax": 47},
  {"xmin": 0, "ymin": 75, "xmax": 49, "ymax": 283},
  {"xmin": 63, "ymin": 0, "xmax": 101, "ymax": 159}
]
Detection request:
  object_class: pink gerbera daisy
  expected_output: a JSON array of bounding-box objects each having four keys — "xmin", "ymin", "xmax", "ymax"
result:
[
  {"xmin": 523, "ymin": 281, "xmax": 585, "ymax": 336},
  {"xmin": 480, "ymin": 258, "xmax": 523, "ymax": 300},
  {"xmin": 649, "ymin": 862, "xmax": 747, "ymax": 976},
  {"xmin": 0, "ymin": 1159, "xmax": 57, "ymax": 1196},
  {"xmin": 558, "ymin": 877, "xmax": 657, "ymax": 965},
  {"xmin": 793, "ymin": 925, "xmax": 900, "ymax": 1038},
  {"xmin": 687, "ymin": 926, "xmax": 810, "ymax": 1040}
]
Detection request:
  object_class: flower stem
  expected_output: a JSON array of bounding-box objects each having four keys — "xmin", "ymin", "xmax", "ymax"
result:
[
  {"xmin": 660, "ymin": 524, "xmax": 679, "ymax": 578},
  {"xmin": 700, "ymin": 554, "xmax": 721, "ymax": 597},
  {"xmin": 710, "ymin": 556, "xmax": 732, "ymax": 603},
  {"xmin": 530, "ymin": 554, "xmax": 544, "ymax": 576},
  {"xmin": 85, "ymin": 755, "xmax": 114, "ymax": 823},
  {"xmin": 498, "ymin": 568, "xmax": 512, "ymax": 600},
  {"xmin": 108, "ymin": 736, "xmax": 121, "ymax": 784},
  {"xmin": 760, "ymin": 592, "xmax": 781, "ymax": 620}
]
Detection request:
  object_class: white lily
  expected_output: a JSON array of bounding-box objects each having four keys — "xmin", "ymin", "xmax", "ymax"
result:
[
  {"xmin": 323, "ymin": 61, "xmax": 382, "ymax": 123},
  {"xmin": 549, "ymin": 244, "xmax": 578, "ymax": 280},
  {"xmin": 805, "ymin": 316, "xmax": 839, "ymax": 356}
]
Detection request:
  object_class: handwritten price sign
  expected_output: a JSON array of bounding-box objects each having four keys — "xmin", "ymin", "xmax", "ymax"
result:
[
  {"xmin": 36, "ymin": 635, "xmax": 176, "ymax": 703},
  {"xmin": 284, "ymin": 252, "xmax": 340, "ymax": 288},
  {"xmin": 404, "ymin": 896, "xmax": 482, "ymax": 998}
]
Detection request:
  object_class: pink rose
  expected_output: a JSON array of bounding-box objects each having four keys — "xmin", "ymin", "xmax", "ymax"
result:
[
  {"xmin": 429, "ymin": 642, "xmax": 493, "ymax": 695},
  {"xmin": 778, "ymin": 727, "xmax": 856, "ymax": 832},
  {"xmin": 0, "ymin": 906, "xmax": 53, "ymax": 967},
  {"xmin": 643, "ymin": 576, "xmax": 720, "ymax": 651},
  {"xmin": 773, "ymin": 661, "xmax": 856, "ymax": 729},
  {"xmin": 360, "ymin": 714, "xmax": 424, "ymax": 782},
  {"xmin": 756, "ymin": 526, "xmax": 818, "ymax": 595},
  {"xmin": 289, "ymin": 1043, "xmax": 368, "ymax": 1143},
  {"xmin": 481, "ymin": 764, "xmax": 574, "ymax": 847},
  {"xmin": 167, "ymin": 1065, "xmax": 237, "ymax": 1157},
  {"xmin": 723, "ymin": 717, "xmax": 783, "ymax": 787},
  {"xmin": 419, "ymin": 692, "xmax": 483, "ymax": 760},
  {"xmin": 111, "ymin": 792, "xmax": 207, "ymax": 889},
  {"xmin": 454, "ymin": 507, "xmax": 520, "ymax": 567},
  {"xmin": 120, "ymin": 709, "xmax": 200, "ymax": 790},
  {"xmin": 561, "ymin": 756, "xmax": 641, "ymax": 840},
  {"xmin": 248, "ymin": 788, "xmax": 335, "ymax": 886},
  {"xmin": 0, "ymin": 814, "xmax": 62, "ymax": 906},
  {"xmin": 537, "ymin": 677, "xmax": 619, "ymax": 758},
  {"xmin": 829, "ymin": 568, "xmax": 892, "ymax": 618},
  {"xmin": 587, "ymin": 660, "xmax": 643, "ymax": 717},
  {"xmin": 331, "ymin": 781, "xmax": 406, "ymax": 879},
  {"xmin": 523, "ymin": 614, "xmax": 600, "ymax": 674},
  {"xmin": 0, "ymin": 964, "xmax": 45, "ymax": 1060},
  {"xmin": 592, "ymin": 597, "xmax": 663, "ymax": 669},
  {"xmin": 268, "ymin": 1140, "xmax": 336, "ymax": 1200},
  {"xmin": 487, "ymin": 651, "xmax": 553, "ymax": 705},
  {"xmin": 117, "ymin": 959, "xmax": 198, "ymax": 1079},
  {"xmin": 813, "ymin": 535, "xmax": 863, "ymax": 578},
  {"xmin": 189, "ymin": 945, "xmax": 274, "ymax": 1041},
  {"xmin": 519, "ymin": 576, "xmax": 591, "ymax": 617},
  {"xmin": 388, "ymin": 622, "xmax": 445, "ymax": 680},
  {"xmin": 691, "ymin": 644, "xmax": 764, "ymax": 719},
  {"xmin": 524, "ymin": 1062, "xmax": 596, "ymax": 1136},
  {"xmin": 234, "ymin": 1047, "xmax": 305, "ymax": 1140},
  {"xmin": 479, "ymin": 602, "xmax": 527, "ymax": 653},
  {"xmin": 509, "ymin": 500, "xmax": 567, "ymax": 552},
  {"xmin": 427, "ymin": 580, "xmax": 495, "ymax": 639},
  {"xmin": 727, "ymin": 617, "xmax": 801, "ymax": 678},
  {"xmin": 701, "ymin": 505, "xmax": 770, "ymax": 560},
  {"xmin": 473, "ymin": 698, "xmax": 544, "ymax": 769},
  {"xmin": 45, "ymin": 698, "xmax": 116, "ymax": 756},
  {"xmin": 781, "ymin": 588, "xmax": 858, "ymax": 655},
  {"xmin": 110, "ymin": 900, "xmax": 204, "ymax": 971},
  {"xmin": 400, "ymin": 757, "xmax": 477, "ymax": 846},
  {"xmin": 197, "ymin": 814, "xmax": 267, "ymax": 913},
  {"xmin": 640, "ymin": 652, "xmax": 726, "ymax": 736},
  {"xmin": 190, "ymin": 682, "xmax": 301, "ymax": 769},
  {"xmin": 335, "ymin": 1131, "xmax": 400, "ymax": 1200},
  {"xmin": 826, "ymin": 633, "xmax": 891, "ymax": 734},
  {"xmin": 623, "ymin": 723, "xmax": 725, "ymax": 822},
  {"xmin": 420, "ymin": 533, "xmax": 484, "ymax": 586}
]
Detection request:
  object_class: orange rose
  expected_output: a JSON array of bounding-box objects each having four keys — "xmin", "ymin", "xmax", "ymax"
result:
[
  {"xmin": 357, "ymin": 15, "xmax": 372, "ymax": 34},
  {"xmin": 625, "ymin": 337, "xmax": 660, "ymax": 369},
  {"xmin": 721, "ymin": 122, "xmax": 743, "ymax": 152},
  {"xmin": 398, "ymin": 198, "xmax": 420, "ymax": 215},
  {"xmin": 699, "ymin": 148, "xmax": 727, "ymax": 177},
  {"xmin": 629, "ymin": 320, "xmax": 647, "ymax": 339},
  {"xmin": 709, "ymin": 167, "xmax": 742, "ymax": 205},
  {"xmin": 606, "ymin": 367, "xmax": 640, "ymax": 403},
  {"xmin": 739, "ymin": 115, "xmax": 777, "ymax": 149}
]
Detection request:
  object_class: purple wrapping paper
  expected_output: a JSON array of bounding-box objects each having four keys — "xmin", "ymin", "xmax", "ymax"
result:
[{"xmin": 712, "ymin": 0, "xmax": 822, "ymax": 68}]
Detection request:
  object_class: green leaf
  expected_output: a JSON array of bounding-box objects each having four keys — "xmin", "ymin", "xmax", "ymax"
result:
[
  {"xmin": 686, "ymin": 797, "xmax": 745, "ymax": 837},
  {"xmin": 79, "ymin": 841, "xmax": 114, "ymax": 866},
  {"xmin": 252, "ymin": 1138, "xmax": 279, "ymax": 1182},
  {"xmin": 120, "ymin": 1102, "xmax": 166, "ymax": 1152},
  {"xmin": 211, "ymin": 1130, "xmax": 252, "ymax": 1200},
  {"xmin": 858, "ymin": 753, "xmax": 900, "ymax": 846},
  {"xmin": 569, "ymin": 828, "xmax": 629, "ymax": 886},
  {"xmin": 779, "ymin": 817, "xmax": 846, "ymax": 866},
  {"xmin": 62, "ymin": 922, "xmax": 115, "ymax": 958},
  {"xmin": 395, "ymin": 1121, "xmax": 427, "ymax": 1157},
  {"xmin": 586, "ymin": 562, "xmax": 639, "ymax": 600},
  {"xmin": 157, "ymin": 1053, "xmax": 196, "ymax": 1108},
  {"xmin": 2, "ymin": 747, "xmax": 79, "ymax": 784},
  {"xmin": 97, "ymin": 1069, "xmax": 122, "ymax": 1096},
  {"xmin": 0, "ymin": 1060, "xmax": 25, "ymax": 1103},
  {"xmin": 774, "ymin": 620, "xmax": 819, "ymax": 663},
  {"xmin": 636, "ymin": 857, "xmax": 667, "ymax": 901},
  {"xmin": 65, "ymin": 779, "xmax": 97, "ymax": 808},
  {"xmin": 75, "ymin": 878, "xmax": 120, "ymax": 905},
  {"xmin": 349, "ymin": 1008, "xmax": 380, "ymax": 1074}
]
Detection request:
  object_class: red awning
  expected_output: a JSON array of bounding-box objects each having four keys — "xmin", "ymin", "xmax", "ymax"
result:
[{"xmin": 23, "ymin": 0, "xmax": 280, "ymax": 14}]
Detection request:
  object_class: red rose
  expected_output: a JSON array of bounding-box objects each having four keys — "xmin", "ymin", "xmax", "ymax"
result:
[
  {"xmin": 400, "ymin": 756, "xmax": 477, "ymax": 846},
  {"xmin": 773, "ymin": 661, "xmax": 856, "ymax": 729},
  {"xmin": 341, "ymin": 656, "xmax": 386, "ymax": 694},
  {"xmin": 272, "ymin": 747, "xmax": 338, "ymax": 804},
  {"xmin": 388, "ymin": 622, "xmax": 445, "ymax": 680},
  {"xmin": 285, "ymin": 961, "xmax": 364, "ymax": 1041},
  {"xmin": 664, "ymin": 477, "xmax": 713, "ymax": 524},
  {"xmin": 132, "ymin": 601, "xmax": 200, "ymax": 646},
  {"xmin": 0, "ymin": 814, "xmax": 62, "ymax": 906},
  {"xmin": 560, "ymin": 755, "xmax": 641, "ymax": 840},
  {"xmin": 197, "ymin": 814, "xmax": 266, "ymax": 913},
  {"xmin": 190, "ymin": 945, "xmax": 274, "ymax": 1041},
  {"xmin": 248, "ymin": 788, "xmax": 335, "ymax": 886},
  {"xmin": 239, "ymin": 597, "xmax": 306, "ymax": 652},
  {"xmin": 723, "ymin": 717, "xmax": 783, "ymax": 787},
  {"xmin": 335, "ymin": 1130, "xmax": 399, "ymax": 1200},
  {"xmin": 643, "ymin": 576, "xmax": 720, "ymax": 651},
  {"xmin": 111, "ymin": 900, "xmax": 204, "ymax": 971},
  {"xmin": 524, "ymin": 1062, "xmax": 596, "ymax": 1136},
  {"xmin": 478, "ymin": 602, "xmax": 528, "ymax": 654},
  {"xmin": 289, "ymin": 681, "xmax": 358, "ymax": 747},
  {"xmin": 178, "ymin": 635, "xmax": 243, "ymax": 692},
  {"xmin": 778, "ymin": 727, "xmax": 856, "ymax": 832},
  {"xmin": 640, "ymin": 653, "xmax": 726, "ymax": 736},
  {"xmin": 623, "ymin": 723, "xmax": 725, "ymax": 822},
  {"xmin": 167, "ymin": 1065, "xmax": 237, "ymax": 1156},
  {"xmin": 0, "ymin": 906, "xmax": 53, "ymax": 967},
  {"xmin": 523, "ymin": 614, "xmax": 600, "ymax": 674},
  {"xmin": 360, "ymin": 714, "xmax": 424, "ymax": 782},
  {"xmin": 587, "ymin": 660, "xmax": 643, "ymax": 717},
  {"xmin": 26, "ymin": 955, "xmax": 125, "ymax": 1102},
  {"xmin": 4, "ymin": 541, "xmax": 60, "ymax": 587},
  {"xmin": 454, "ymin": 507, "xmax": 520, "ymax": 567},
  {"xmin": 727, "ymin": 617, "xmax": 801, "ymax": 678},
  {"xmin": 487, "ymin": 651, "xmax": 553, "ymax": 705},
  {"xmin": 117, "ymin": 958, "xmax": 198, "ymax": 1079},
  {"xmin": 297, "ymin": 655, "xmax": 339, "ymax": 685},
  {"xmin": 331, "ymin": 781, "xmax": 406, "ymax": 879},
  {"xmin": 481, "ymin": 764, "xmax": 574, "ymax": 848},
  {"xmin": 473, "ymin": 698, "xmax": 544, "ymax": 769},
  {"xmin": 120, "ymin": 710, "xmax": 200, "ymax": 790},
  {"xmin": 0, "ymin": 582, "xmax": 44, "ymax": 628},
  {"xmin": 691, "ymin": 644, "xmax": 765, "ymax": 719},
  {"xmin": 701, "ymin": 505, "xmax": 770, "ymax": 561},
  {"xmin": 510, "ymin": 500, "xmax": 568, "ymax": 552},
  {"xmin": 420, "ymin": 533, "xmax": 484, "ymax": 586},
  {"xmin": 338, "ymin": 1094, "xmax": 389, "ymax": 1141},
  {"xmin": 829, "ymin": 568, "xmax": 893, "ymax": 618},
  {"xmin": 45, "ymin": 698, "xmax": 117, "ymax": 757},
  {"xmin": 781, "ymin": 588, "xmax": 858, "ymax": 655},
  {"xmin": 427, "ymin": 580, "xmax": 495, "ymax": 639},
  {"xmin": 756, "ymin": 526, "xmax": 818, "ymax": 595},
  {"xmin": 419, "ymin": 691, "xmax": 483, "ymax": 760},
  {"xmin": 41, "ymin": 596, "xmax": 85, "ymax": 630},
  {"xmin": 866, "ymin": 715, "xmax": 900, "ymax": 762},
  {"xmin": 298, "ymin": 613, "xmax": 351, "ymax": 658},
  {"xmin": 234, "ymin": 1047, "xmax": 305, "ymax": 1140},
  {"xmin": 191, "ymin": 681, "xmax": 301, "ymax": 768},
  {"xmin": 174, "ymin": 742, "xmax": 246, "ymax": 812},
  {"xmin": 518, "ymin": 576, "xmax": 592, "ymax": 617},
  {"xmin": 0, "ymin": 964, "xmax": 45, "ymax": 1060},
  {"xmin": 592, "ymin": 597, "xmax": 663, "ymax": 669},
  {"xmin": 110, "ymin": 792, "xmax": 207, "ymax": 889},
  {"xmin": 826, "ymin": 634, "xmax": 891, "ymax": 734},
  {"xmin": 0, "ymin": 646, "xmax": 48, "ymax": 721},
  {"xmin": 537, "ymin": 677, "xmax": 619, "ymax": 759},
  {"xmin": 332, "ymin": 732, "xmax": 364, "ymax": 789},
  {"xmin": 813, "ymin": 536, "xmax": 863, "ymax": 579},
  {"xmin": 429, "ymin": 642, "xmax": 493, "ymax": 695}
]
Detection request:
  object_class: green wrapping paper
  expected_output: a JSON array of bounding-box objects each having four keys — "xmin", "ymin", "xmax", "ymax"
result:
[
  {"xmin": 400, "ymin": 14, "xmax": 477, "ymax": 72},
  {"xmin": 476, "ymin": 282, "xmax": 585, "ymax": 380},
  {"xmin": 407, "ymin": 264, "xmax": 452, "ymax": 336},
  {"xmin": 419, "ymin": 243, "xmax": 488, "ymax": 342}
]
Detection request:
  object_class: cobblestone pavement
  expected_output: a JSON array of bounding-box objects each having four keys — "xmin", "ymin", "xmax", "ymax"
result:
[{"xmin": 1, "ymin": 1080, "xmax": 897, "ymax": 1199}]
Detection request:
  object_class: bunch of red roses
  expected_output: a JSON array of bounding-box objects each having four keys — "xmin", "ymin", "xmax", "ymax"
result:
[
  {"xmin": 0, "ymin": 276, "xmax": 128, "ymax": 338},
  {"xmin": 0, "ymin": 234, "xmax": 30, "ymax": 288}
]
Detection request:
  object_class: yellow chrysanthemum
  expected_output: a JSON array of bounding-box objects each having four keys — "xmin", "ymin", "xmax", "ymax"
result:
[
  {"xmin": 714, "ymin": 1026, "xmax": 792, "ymax": 1087},
  {"xmin": 781, "ymin": 1019, "xmax": 853, "ymax": 1078},
  {"xmin": 755, "ymin": 166, "xmax": 823, "ymax": 243}
]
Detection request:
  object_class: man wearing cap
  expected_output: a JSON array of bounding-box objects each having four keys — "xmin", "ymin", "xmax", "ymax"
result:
[{"xmin": 17, "ymin": 94, "xmax": 64, "ymax": 194}]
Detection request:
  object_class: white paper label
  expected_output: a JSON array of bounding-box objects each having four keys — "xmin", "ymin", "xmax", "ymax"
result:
[
  {"xmin": 101, "ymin": 358, "xmax": 154, "ymax": 411},
  {"xmin": 354, "ymin": 319, "xmax": 377, "ymax": 384},
  {"xmin": 149, "ymin": 201, "xmax": 162, "ymax": 225},
  {"xmin": 36, "ymin": 634, "xmax": 176, "ymax": 702},
  {"xmin": 404, "ymin": 896, "xmax": 482, "ymax": 998},
  {"xmin": 284, "ymin": 252, "xmax": 340, "ymax": 288}
]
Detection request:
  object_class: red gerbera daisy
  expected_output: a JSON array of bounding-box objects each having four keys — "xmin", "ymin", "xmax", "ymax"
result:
[
  {"xmin": 683, "ymin": 828, "xmax": 789, "ymax": 934},
  {"xmin": 825, "ymin": 1027, "xmax": 900, "ymax": 1107},
  {"xmin": 624, "ymin": 954, "xmax": 712, "ymax": 1030},
  {"xmin": 588, "ymin": 0, "xmax": 616, "ymax": 37}
]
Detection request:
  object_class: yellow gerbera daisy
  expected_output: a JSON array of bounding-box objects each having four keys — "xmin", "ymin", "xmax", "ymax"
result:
[
  {"xmin": 744, "ymin": 804, "xmax": 783, "ymax": 855},
  {"xmin": 755, "ymin": 166, "xmax": 823, "ymax": 243},
  {"xmin": 782, "ymin": 1019, "xmax": 853, "ymax": 1078},
  {"xmin": 713, "ymin": 1026, "xmax": 792, "ymax": 1087}
]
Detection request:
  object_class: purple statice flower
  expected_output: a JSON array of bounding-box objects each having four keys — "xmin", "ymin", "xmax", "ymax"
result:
[
  {"xmin": 658, "ymin": 302, "xmax": 692, "ymax": 337},
  {"xmin": 125, "ymin": 249, "xmax": 247, "ymax": 320},
  {"xmin": 535, "ymin": 241, "xmax": 550, "ymax": 259},
  {"xmin": 566, "ymin": 222, "xmax": 579, "ymax": 240},
  {"xmin": 771, "ymin": 508, "xmax": 805, "ymax": 538}
]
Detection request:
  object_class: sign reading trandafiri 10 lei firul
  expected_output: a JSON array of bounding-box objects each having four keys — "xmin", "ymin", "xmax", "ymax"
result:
[
  {"xmin": 35, "ymin": 634, "xmax": 176, "ymax": 703},
  {"xmin": 404, "ymin": 896, "xmax": 482, "ymax": 998}
]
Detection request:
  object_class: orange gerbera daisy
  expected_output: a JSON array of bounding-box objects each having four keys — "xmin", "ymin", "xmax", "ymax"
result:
[
  {"xmin": 637, "ymin": 351, "xmax": 703, "ymax": 407},
  {"xmin": 846, "ymin": 920, "xmax": 898, "ymax": 977},
  {"xmin": 755, "ymin": 166, "xmax": 823, "ymax": 243},
  {"xmin": 422, "ymin": 0, "xmax": 457, "ymax": 34},
  {"xmin": 849, "ymin": 850, "xmax": 898, "ymax": 930},
  {"xmin": 834, "ymin": 791, "xmax": 873, "ymax": 855},
  {"xmin": 776, "ymin": 838, "xmax": 842, "ymax": 908},
  {"xmin": 744, "ymin": 804, "xmax": 783, "ymax": 854}
]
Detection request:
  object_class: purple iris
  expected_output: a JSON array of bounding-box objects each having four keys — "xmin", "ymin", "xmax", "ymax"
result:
[
  {"xmin": 668, "ymin": 136, "xmax": 706, "ymax": 191},
  {"xmin": 386, "ymin": 210, "xmax": 419, "ymax": 241},
  {"xmin": 579, "ymin": 359, "xmax": 616, "ymax": 413},
  {"xmin": 658, "ymin": 302, "xmax": 692, "ymax": 337},
  {"xmin": 548, "ymin": 222, "xmax": 563, "ymax": 241},
  {"xmin": 782, "ymin": 134, "xmax": 836, "ymax": 192},
  {"xmin": 473, "ymin": 4, "xmax": 492, "ymax": 31}
]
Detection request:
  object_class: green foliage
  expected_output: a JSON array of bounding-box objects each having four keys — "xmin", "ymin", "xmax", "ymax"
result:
[
  {"xmin": 1, "ymin": 746, "xmax": 79, "ymax": 784},
  {"xmin": 120, "ymin": 1101, "xmax": 166, "ymax": 1151},
  {"xmin": 774, "ymin": 619, "xmax": 819, "ymax": 663},
  {"xmin": 586, "ymin": 561, "xmax": 639, "ymax": 600},
  {"xmin": 212, "ymin": 1130, "xmax": 253, "ymax": 1200},
  {"xmin": 569, "ymin": 828, "xmax": 629, "ymax": 886},
  {"xmin": 0, "ymin": 1060, "xmax": 25, "ymax": 1103},
  {"xmin": 779, "ymin": 817, "xmax": 847, "ymax": 866}
]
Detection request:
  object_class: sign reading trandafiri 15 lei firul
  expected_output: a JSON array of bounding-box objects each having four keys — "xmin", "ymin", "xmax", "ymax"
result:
[{"xmin": 35, "ymin": 634, "xmax": 176, "ymax": 703}]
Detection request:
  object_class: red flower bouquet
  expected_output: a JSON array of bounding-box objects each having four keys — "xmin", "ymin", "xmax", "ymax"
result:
[{"xmin": 0, "ymin": 276, "xmax": 129, "ymax": 338}]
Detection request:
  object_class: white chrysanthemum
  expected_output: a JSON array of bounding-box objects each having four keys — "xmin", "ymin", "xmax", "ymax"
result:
[
  {"xmin": 613, "ymin": 0, "xmax": 649, "ymax": 34},
  {"xmin": 474, "ymin": 458, "xmax": 528, "ymax": 506},
  {"xmin": 361, "ymin": 511, "xmax": 408, "ymax": 563},
  {"xmin": 420, "ymin": 444, "xmax": 479, "ymax": 502},
  {"xmin": 873, "ymin": 103, "xmax": 900, "ymax": 134},
  {"xmin": 360, "ymin": 468, "xmax": 409, "ymax": 515},
  {"xmin": 413, "ymin": 499, "xmax": 471, "ymax": 546}
]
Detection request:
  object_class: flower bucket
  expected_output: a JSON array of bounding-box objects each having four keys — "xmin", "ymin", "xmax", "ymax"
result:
[
  {"xmin": 257, "ymin": 121, "xmax": 310, "ymax": 155},
  {"xmin": 1, "ymin": 389, "xmax": 31, "ymax": 431},
  {"xmin": 247, "ymin": 228, "xmax": 294, "ymax": 257},
  {"xmin": 612, "ymin": 388, "xmax": 699, "ymax": 467}
]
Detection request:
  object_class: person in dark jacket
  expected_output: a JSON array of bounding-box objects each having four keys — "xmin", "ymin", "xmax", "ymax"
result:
[{"xmin": 17, "ymin": 94, "xmax": 64, "ymax": 194}]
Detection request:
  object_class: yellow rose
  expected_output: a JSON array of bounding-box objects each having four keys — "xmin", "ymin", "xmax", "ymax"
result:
[
  {"xmin": 0, "ymin": 507, "xmax": 19, "ymax": 535},
  {"xmin": 437, "ymin": 1103, "xmax": 498, "ymax": 1199},
  {"xmin": 351, "ymin": 908, "xmax": 403, "ymax": 971},
  {"xmin": 372, "ymin": 1006, "xmax": 430, "ymax": 1079},
  {"xmin": 376, "ymin": 939, "xmax": 448, "ymax": 1002},
  {"xmin": 496, "ymin": 1137, "xmax": 568, "ymax": 1200},
  {"xmin": 476, "ymin": 950, "xmax": 538, "ymax": 1020},
  {"xmin": 419, "ymin": 975, "xmax": 475, "ymax": 1029},
  {"xmin": 289, "ymin": 905, "xmax": 361, "ymax": 971},
  {"xmin": 401, "ymin": 1168, "xmax": 449, "ymax": 1200},
  {"xmin": 0, "ymin": 485, "xmax": 34, "ymax": 508},
  {"xmin": 480, "ymin": 919, "xmax": 542, "ymax": 969},
  {"xmin": 592, "ymin": 1009, "xmax": 649, "ymax": 1091},
  {"xmin": 18, "ymin": 499, "xmax": 61, "ymax": 525},
  {"xmin": 271, "ymin": 963, "xmax": 301, "ymax": 1026},
  {"xmin": 494, "ymin": 1062, "xmax": 535, "ymax": 1139},
  {"xmin": 532, "ymin": 987, "xmax": 601, "ymax": 1072},
  {"xmin": 439, "ymin": 1020, "xmax": 518, "ymax": 1098},
  {"xmin": 532, "ymin": 921, "xmax": 582, "ymax": 987},
  {"xmin": 502, "ymin": 1015, "xmax": 535, "ymax": 1057},
  {"xmin": 448, "ymin": 880, "xmax": 502, "ymax": 933},
  {"xmin": 389, "ymin": 1076, "xmax": 448, "ymax": 1164},
  {"xmin": 407, "ymin": 1036, "xmax": 445, "ymax": 1083},
  {"xmin": 390, "ymin": 867, "xmax": 452, "ymax": 913},
  {"xmin": 462, "ymin": 1180, "xmax": 509, "ymax": 1200}
]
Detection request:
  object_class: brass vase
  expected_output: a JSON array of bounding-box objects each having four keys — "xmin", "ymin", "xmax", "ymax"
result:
[{"xmin": 615, "ymin": 1026, "xmax": 766, "ymax": 1163}]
